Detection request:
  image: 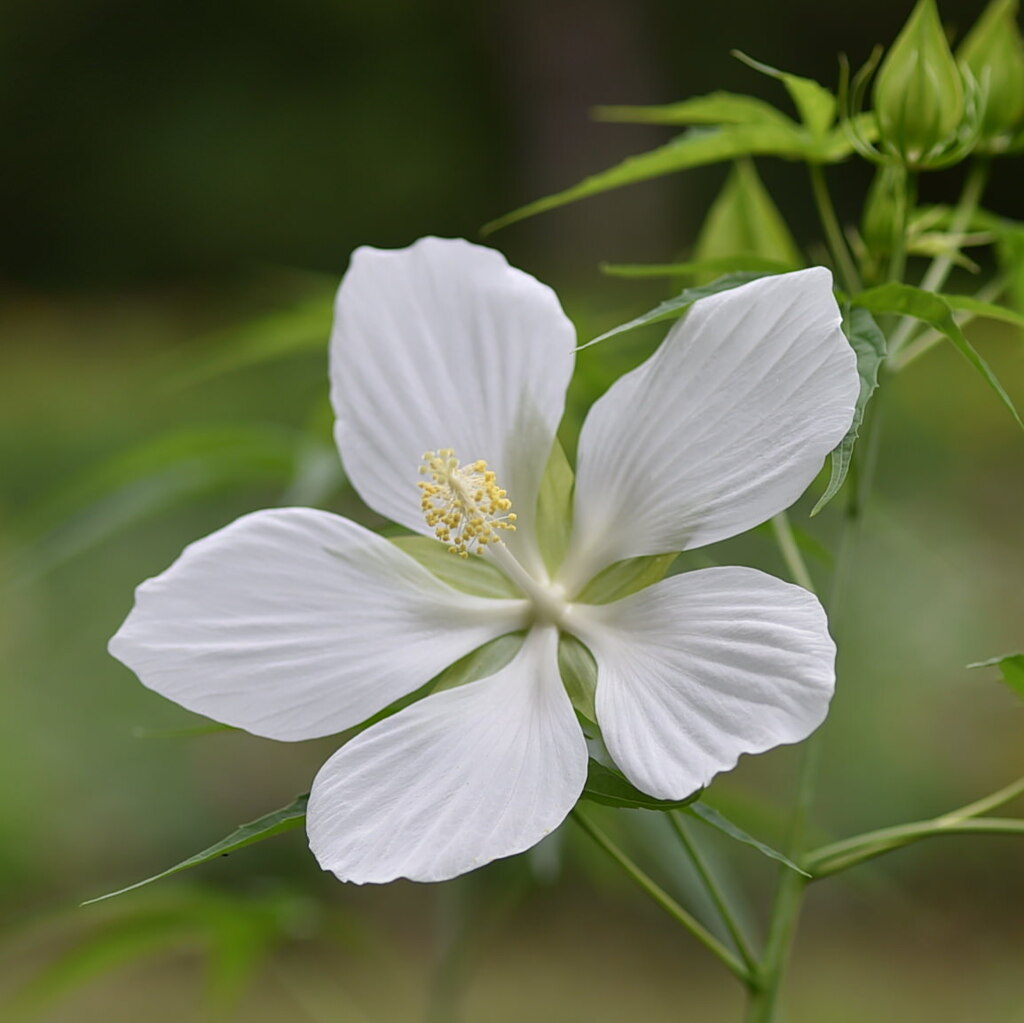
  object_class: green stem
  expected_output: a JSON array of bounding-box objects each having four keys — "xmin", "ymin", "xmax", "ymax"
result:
[
  {"xmin": 667, "ymin": 811, "xmax": 759, "ymax": 972},
  {"xmin": 889, "ymin": 159, "xmax": 991, "ymax": 356},
  {"xmin": 770, "ymin": 512, "xmax": 816, "ymax": 594},
  {"xmin": 571, "ymin": 808, "xmax": 752, "ymax": 985},
  {"xmin": 806, "ymin": 817, "xmax": 1024, "ymax": 878},
  {"xmin": 809, "ymin": 163, "xmax": 862, "ymax": 294},
  {"xmin": 804, "ymin": 774, "xmax": 1024, "ymax": 878}
]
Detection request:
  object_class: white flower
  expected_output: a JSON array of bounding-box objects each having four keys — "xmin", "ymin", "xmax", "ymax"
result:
[{"xmin": 109, "ymin": 237, "xmax": 859, "ymax": 884}]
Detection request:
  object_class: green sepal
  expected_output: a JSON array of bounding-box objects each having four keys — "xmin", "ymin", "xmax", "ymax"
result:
[
  {"xmin": 692, "ymin": 159, "xmax": 803, "ymax": 281},
  {"xmin": 389, "ymin": 535, "xmax": 519, "ymax": 598},
  {"xmin": 811, "ymin": 307, "xmax": 887, "ymax": 515},
  {"xmin": 430, "ymin": 632, "xmax": 524, "ymax": 694},
  {"xmin": 580, "ymin": 272, "xmax": 770, "ymax": 351},
  {"xmin": 82, "ymin": 794, "xmax": 310, "ymax": 905},
  {"xmin": 968, "ymin": 652, "xmax": 1024, "ymax": 698},
  {"xmin": 685, "ymin": 803, "xmax": 810, "ymax": 876},
  {"xmin": 574, "ymin": 553, "xmax": 677, "ymax": 604},
  {"xmin": 535, "ymin": 439, "xmax": 575, "ymax": 577},
  {"xmin": 581, "ymin": 759, "xmax": 702, "ymax": 811},
  {"xmin": 732, "ymin": 51, "xmax": 837, "ymax": 137},
  {"xmin": 855, "ymin": 282, "xmax": 1024, "ymax": 429},
  {"xmin": 558, "ymin": 633, "xmax": 598, "ymax": 724}
]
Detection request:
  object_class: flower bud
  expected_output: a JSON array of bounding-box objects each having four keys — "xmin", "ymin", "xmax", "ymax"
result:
[
  {"xmin": 873, "ymin": 0, "xmax": 965, "ymax": 165},
  {"xmin": 958, "ymin": 0, "xmax": 1024, "ymax": 144}
]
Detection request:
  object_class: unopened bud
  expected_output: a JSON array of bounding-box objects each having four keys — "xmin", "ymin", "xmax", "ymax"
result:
[
  {"xmin": 958, "ymin": 0, "xmax": 1024, "ymax": 144},
  {"xmin": 873, "ymin": 0, "xmax": 965, "ymax": 166}
]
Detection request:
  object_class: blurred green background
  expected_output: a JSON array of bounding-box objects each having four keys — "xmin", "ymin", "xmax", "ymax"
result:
[{"xmin": 1, "ymin": 0, "xmax": 1022, "ymax": 1020}]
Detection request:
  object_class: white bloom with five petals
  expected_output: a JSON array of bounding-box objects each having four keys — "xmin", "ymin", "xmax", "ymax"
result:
[{"xmin": 110, "ymin": 237, "xmax": 859, "ymax": 884}]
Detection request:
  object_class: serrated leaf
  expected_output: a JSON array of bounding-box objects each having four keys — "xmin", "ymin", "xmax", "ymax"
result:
[
  {"xmin": 582, "ymin": 759, "xmax": 701, "ymax": 811},
  {"xmin": 573, "ymin": 553, "xmax": 677, "ymax": 604},
  {"xmin": 535, "ymin": 439, "xmax": 575, "ymax": 576},
  {"xmin": 593, "ymin": 91, "xmax": 795, "ymax": 128},
  {"xmin": 82, "ymin": 795, "xmax": 310, "ymax": 905},
  {"xmin": 685, "ymin": 803, "xmax": 810, "ymax": 876},
  {"xmin": 856, "ymin": 282, "xmax": 1024, "ymax": 430},
  {"xmin": 389, "ymin": 535, "xmax": 519, "ymax": 598},
  {"xmin": 732, "ymin": 51, "xmax": 837, "ymax": 136},
  {"xmin": 558, "ymin": 633, "xmax": 597, "ymax": 724},
  {"xmin": 693, "ymin": 159, "xmax": 803, "ymax": 279},
  {"xmin": 601, "ymin": 255, "xmax": 793, "ymax": 278},
  {"xmin": 580, "ymin": 272, "xmax": 769, "ymax": 351},
  {"xmin": 483, "ymin": 123, "xmax": 851, "ymax": 234},
  {"xmin": 968, "ymin": 652, "xmax": 1024, "ymax": 698},
  {"xmin": 811, "ymin": 307, "xmax": 887, "ymax": 515}
]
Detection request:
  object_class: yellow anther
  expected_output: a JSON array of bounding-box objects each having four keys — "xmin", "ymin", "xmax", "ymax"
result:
[{"xmin": 417, "ymin": 449, "xmax": 517, "ymax": 557}]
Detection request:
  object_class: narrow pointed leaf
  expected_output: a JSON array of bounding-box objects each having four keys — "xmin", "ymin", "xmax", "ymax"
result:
[
  {"xmin": 593, "ymin": 91, "xmax": 795, "ymax": 127},
  {"xmin": 693, "ymin": 159, "xmax": 803, "ymax": 277},
  {"xmin": 601, "ymin": 255, "xmax": 793, "ymax": 278},
  {"xmin": 811, "ymin": 307, "xmax": 887, "ymax": 515},
  {"xmin": 82, "ymin": 795, "xmax": 310, "ymax": 905},
  {"xmin": 483, "ymin": 123, "xmax": 846, "ymax": 234},
  {"xmin": 939, "ymin": 292, "xmax": 1024, "ymax": 330},
  {"xmin": 968, "ymin": 652, "xmax": 1024, "ymax": 698},
  {"xmin": 685, "ymin": 803, "xmax": 810, "ymax": 875},
  {"xmin": 732, "ymin": 51, "xmax": 837, "ymax": 136},
  {"xmin": 580, "ymin": 272, "xmax": 769, "ymax": 351},
  {"xmin": 857, "ymin": 282, "xmax": 1024, "ymax": 430}
]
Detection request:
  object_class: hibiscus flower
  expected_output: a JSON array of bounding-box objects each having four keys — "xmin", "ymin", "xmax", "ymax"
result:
[{"xmin": 110, "ymin": 237, "xmax": 859, "ymax": 884}]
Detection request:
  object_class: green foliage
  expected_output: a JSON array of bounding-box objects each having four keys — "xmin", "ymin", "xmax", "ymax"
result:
[
  {"xmin": 581, "ymin": 760, "xmax": 701, "ymax": 811},
  {"xmin": 685, "ymin": 803, "xmax": 810, "ymax": 876},
  {"xmin": 601, "ymin": 256, "xmax": 793, "ymax": 278},
  {"xmin": 558, "ymin": 633, "xmax": 598, "ymax": 724},
  {"xmin": 811, "ymin": 308, "xmax": 887, "ymax": 515},
  {"xmin": 573, "ymin": 554, "xmax": 677, "ymax": 604},
  {"xmin": 968, "ymin": 652, "xmax": 1024, "ymax": 698},
  {"xmin": 731, "ymin": 52, "xmax": 838, "ymax": 138},
  {"xmin": 593, "ymin": 91, "xmax": 794, "ymax": 128},
  {"xmin": 390, "ymin": 535, "xmax": 520, "ymax": 598},
  {"xmin": 692, "ymin": 160, "xmax": 803, "ymax": 279},
  {"xmin": 535, "ymin": 439, "xmax": 575, "ymax": 577},
  {"xmin": 82, "ymin": 795, "xmax": 310, "ymax": 905},
  {"xmin": 580, "ymin": 272, "xmax": 769, "ymax": 351},
  {"xmin": 856, "ymin": 282, "xmax": 1024, "ymax": 429},
  {"xmin": 429, "ymin": 633, "xmax": 524, "ymax": 693}
]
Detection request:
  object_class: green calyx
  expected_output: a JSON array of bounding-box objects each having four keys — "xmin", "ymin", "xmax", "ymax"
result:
[{"xmin": 959, "ymin": 0, "xmax": 1024, "ymax": 145}]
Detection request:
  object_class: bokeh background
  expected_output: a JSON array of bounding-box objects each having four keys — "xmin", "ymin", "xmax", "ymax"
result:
[{"xmin": 2, "ymin": 0, "xmax": 1022, "ymax": 1020}]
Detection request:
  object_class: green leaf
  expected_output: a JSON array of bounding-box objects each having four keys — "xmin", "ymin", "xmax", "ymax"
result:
[
  {"xmin": 732, "ymin": 51, "xmax": 837, "ymax": 136},
  {"xmin": 939, "ymin": 292, "xmax": 1024, "ymax": 330},
  {"xmin": 558, "ymin": 633, "xmax": 597, "ymax": 724},
  {"xmin": 574, "ymin": 553, "xmax": 677, "ymax": 604},
  {"xmin": 685, "ymin": 803, "xmax": 810, "ymax": 876},
  {"xmin": 580, "ymin": 272, "xmax": 769, "ymax": 351},
  {"xmin": 811, "ymin": 307, "xmax": 887, "ymax": 515},
  {"xmin": 390, "ymin": 535, "xmax": 519, "ymax": 598},
  {"xmin": 582, "ymin": 759, "xmax": 701, "ymax": 811},
  {"xmin": 856, "ymin": 282, "xmax": 1024, "ymax": 430},
  {"xmin": 430, "ymin": 633, "xmax": 524, "ymax": 693},
  {"xmin": 593, "ymin": 91, "xmax": 795, "ymax": 128},
  {"xmin": 535, "ymin": 439, "xmax": 575, "ymax": 576},
  {"xmin": 601, "ymin": 255, "xmax": 793, "ymax": 278},
  {"xmin": 968, "ymin": 652, "xmax": 1024, "ymax": 698},
  {"xmin": 82, "ymin": 795, "xmax": 310, "ymax": 905},
  {"xmin": 693, "ymin": 159, "xmax": 803, "ymax": 279},
  {"xmin": 483, "ymin": 123, "xmax": 852, "ymax": 234}
]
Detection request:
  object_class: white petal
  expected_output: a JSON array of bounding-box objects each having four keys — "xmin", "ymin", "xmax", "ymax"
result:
[
  {"xmin": 330, "ymin": 237, "xmax": 576, "ymax": 573},
  {"xmin": 570, "ymin": 567, "xmax": 835, "ymax": 800},
  {"xmin": 307, "ymin": 626, "xmax": 587, "ymax": 883},
  {"xmin": 109, "ymin": 508, "xmax": 527, "ymax": 741},
  {"xmin": 562, "ymin": 269, "xmax": 859, "ymax": 587}
]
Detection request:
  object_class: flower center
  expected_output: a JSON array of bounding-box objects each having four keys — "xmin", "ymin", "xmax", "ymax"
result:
[{"xmin": 418, "ymin": 449, "xmax": 517, "ymax": 558}]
